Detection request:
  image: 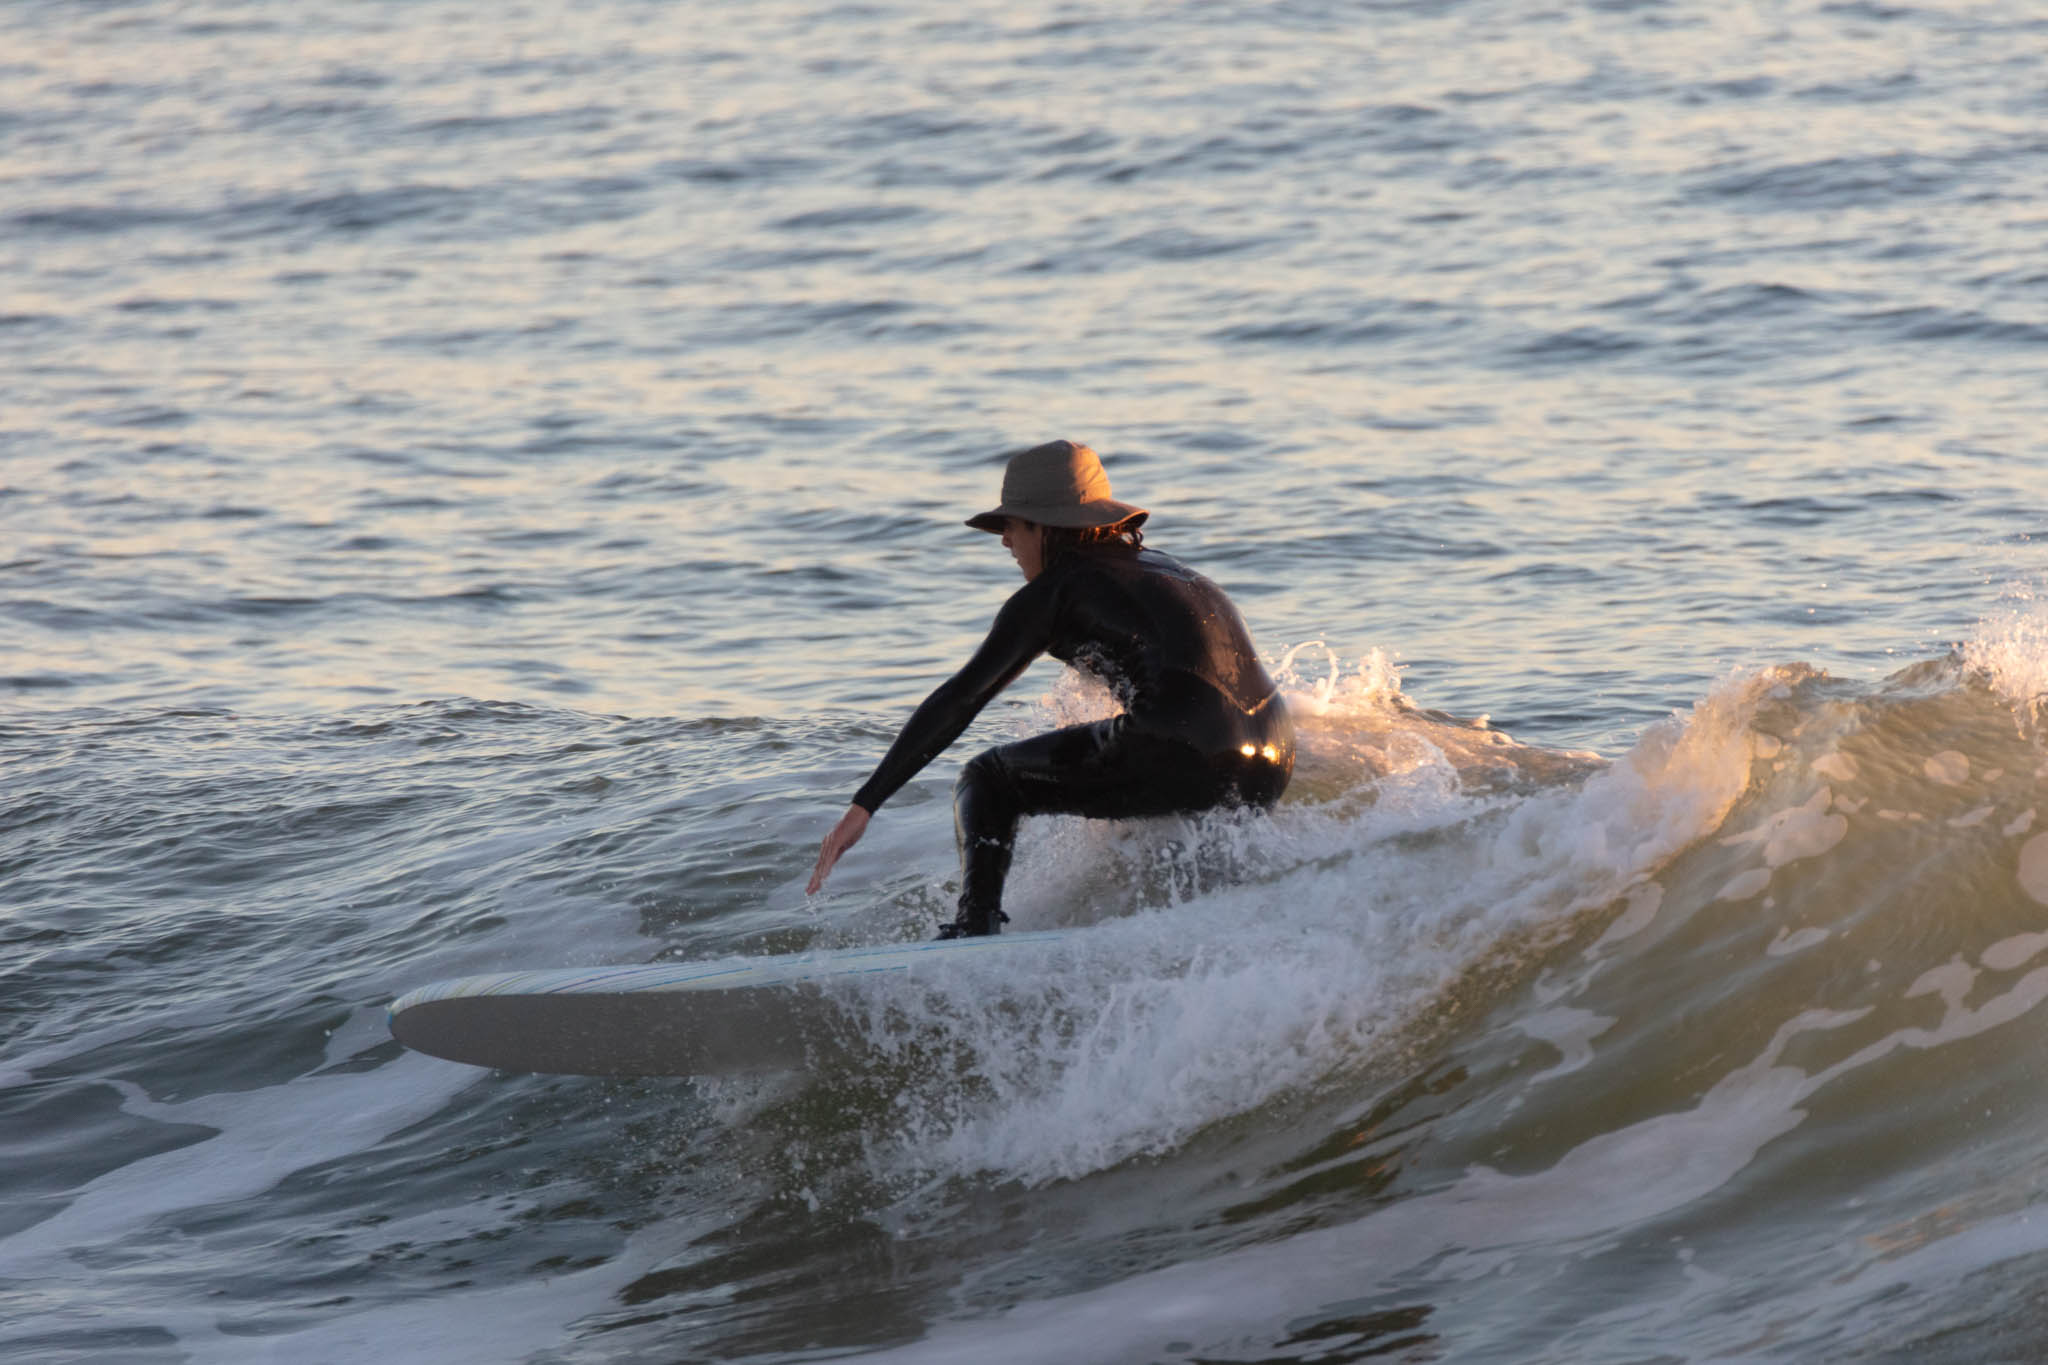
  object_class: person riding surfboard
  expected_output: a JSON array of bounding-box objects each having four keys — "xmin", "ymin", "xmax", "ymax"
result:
[{"xmin": 807, "ymin": 440, "xmax": 1293, "ymax": 937}]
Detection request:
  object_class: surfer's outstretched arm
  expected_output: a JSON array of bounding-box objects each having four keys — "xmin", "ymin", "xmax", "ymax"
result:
[
  {"xmin": 807, "ymin": 578, "xmax": 1052, "ymax": 895},
  {"xmin": 851, "ymin": 584, "xmax": 1052, "ymax": 814}
]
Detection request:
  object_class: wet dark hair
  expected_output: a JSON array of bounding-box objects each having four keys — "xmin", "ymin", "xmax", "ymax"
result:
[{"xmin": 1038, "ymin": 517, "xmax": 1145, "ymax": 567}]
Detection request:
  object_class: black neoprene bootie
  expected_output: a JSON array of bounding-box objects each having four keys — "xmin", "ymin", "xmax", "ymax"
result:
[{"xmin": 934, "ymin": 908, "xmax": 1009, "ymax": 940}]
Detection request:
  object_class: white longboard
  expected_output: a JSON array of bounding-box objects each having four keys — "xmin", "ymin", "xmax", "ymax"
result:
[{"xmin": 388, "ymin": 930, "xmax": 1076, "ymax": 1076}]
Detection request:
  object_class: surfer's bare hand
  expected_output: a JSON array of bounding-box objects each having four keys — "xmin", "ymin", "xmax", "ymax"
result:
[{"xmin": 807, "ymin": 804, "xmax": 870, "ymax": 894}]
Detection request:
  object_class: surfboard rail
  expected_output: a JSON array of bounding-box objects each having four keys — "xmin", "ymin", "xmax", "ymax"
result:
[{"xmin": 388, "ymin": 930, "xmax": 1077, "ymax": 1076}]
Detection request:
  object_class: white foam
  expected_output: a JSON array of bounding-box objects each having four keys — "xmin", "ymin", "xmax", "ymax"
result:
[
  {"xmin": 0, "ymin": 1000, "xmax": 221, "ymax": 1095},
  {"xmin": 1515, "ymin": 1006, "xmax": 1615, "ymax": 1078},
  {"xmin": 1588, "ymin": 881, "xmax": 1664, "ymax": 955},
  {"xmin": 1981, "ymin": 932, "xmax": 2048, "ymax": 973},
  {"xmin": 1768, "ymin": 927, "xmax": 1829, "ymax": 956},
  {"xmin": 2006, "ymin": 808, "xmax": 2037, "ymax": 838},
  {"xmin": 198, "ymin": 1223, "xmax": 684, "ymax": 1365},
  {"xmin": 1905, "ymin": 959, "xmax": 1975, "ymax": 1007},
  {"xmin": 1721, "ymin": 786, "xmax": 1848, "ymax": 868},
  {"xmin": 1717, "ymin": 868, "xmax": 1773, "ymax": 902},
  {"xmin": 1273, "ymin": 643, "xmax": 1403, "ymax": 719},
  {"xmin": 13, "ymin": 1215, "xmax": 687, "ymax": 1365},
  {"xmin": 2019, "ymin": 832, "xmax": 2048, "ymax": 908},
  {"xmin": 0, "ymin": 1034, "xmax": 471, "ymax": 1277},
  {"xmin": 1950, "ymin": 806, "xmax": 1996, "ymax": 829},
  {"xmin": 862, "ymin": 1007, "xmax": 1859, "ymax": 1365},
  {"xmin": 1966, "ymin": 582, "xmax": 2048, "ymax": 727},
  {"xmin": 1924, "ymin": 751, "xmax": 1970, "ymax": 786},
  {"xmin": 875, "ymin": 927, "xmax": 2048, "ymax": 1363},
  {"xmin": 1812, "ymin": 752, "xmax": 1860, "ymax": 783},
  {"xmin": 834, "ymin": 660, "xmax": 1773, "ymax": 1188},
  {"xmin": 1826, "ymin": 952, "xmax": 2048, "ymax": 1091}
]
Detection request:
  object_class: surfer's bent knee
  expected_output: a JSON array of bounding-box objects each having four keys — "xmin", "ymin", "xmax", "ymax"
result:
[{"xmin": 955, "ymin": 747, "xmax": 1011, "ymax": 800}]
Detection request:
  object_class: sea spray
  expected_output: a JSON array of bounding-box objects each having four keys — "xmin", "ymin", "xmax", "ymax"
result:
[
  {"xmin": 849, "ymin": 658, "xmax": 2048, "ymax": 1362},
  {"xmin": 800, "ymin": 657, "xmax": 1775, "ymax": 1189},
  {"xmin": 1966, "ymin": 580, "xmax": 2048, "ymax": 734}
]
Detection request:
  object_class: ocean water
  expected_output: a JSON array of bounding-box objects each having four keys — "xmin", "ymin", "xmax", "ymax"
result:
[{"xmin": 4, "ymin": 0, "xmax": 2048, "ymax": 1360}]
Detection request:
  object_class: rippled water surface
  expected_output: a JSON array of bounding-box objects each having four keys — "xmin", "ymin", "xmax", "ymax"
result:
[{"xmin": 5, "ymin": 0, "xmax": 2048, "ymax": 1361}]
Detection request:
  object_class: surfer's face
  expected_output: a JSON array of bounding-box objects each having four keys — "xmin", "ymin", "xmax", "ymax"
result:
[{"xmin": 1002, "ymin": 518, "xmax": 1045, "ymax": 581}]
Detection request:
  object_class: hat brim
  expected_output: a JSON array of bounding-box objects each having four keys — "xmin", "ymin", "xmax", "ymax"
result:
[{"xmin": 965, "ymin": 502, "xmax": 1148, "ymax": 534}]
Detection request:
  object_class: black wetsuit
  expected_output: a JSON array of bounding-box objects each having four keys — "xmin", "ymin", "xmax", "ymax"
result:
[{"xmin": 851, "ymin": 544, "xmax": 1293, "ymax": 935}]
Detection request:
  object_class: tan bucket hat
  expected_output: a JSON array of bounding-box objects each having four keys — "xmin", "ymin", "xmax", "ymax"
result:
[{"xmin": 965, "ymin": 440, "xmax": 1148, "ymax": 534}]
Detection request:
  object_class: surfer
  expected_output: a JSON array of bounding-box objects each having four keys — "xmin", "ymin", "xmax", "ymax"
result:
[{"xmin": 807, "ymin": 440, "xmax": 1294, "ymax": 938}]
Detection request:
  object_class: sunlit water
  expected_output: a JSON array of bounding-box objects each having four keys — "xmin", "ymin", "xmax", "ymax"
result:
[{"xmin": 4, "ymin": 0, "xmax": 2048, "ymax": 1361}]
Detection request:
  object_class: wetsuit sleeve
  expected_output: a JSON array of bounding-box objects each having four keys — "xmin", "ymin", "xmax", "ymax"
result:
[{"xmin": 850, "ymin": 578, "xmax": 1057, "ymax": 814}]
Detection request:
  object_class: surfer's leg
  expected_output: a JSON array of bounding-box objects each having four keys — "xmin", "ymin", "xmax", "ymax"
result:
[
  {"xmin": 946, "ymin": 751, "xmax": 1019, "ymax": 938},
  {"xmin": 947, "ymin": 730, "xmax": 1110, "ymax": 937},
  {"xmin": 942, "ymin": 719, "xmax": 1232, "ymax": 937}
]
